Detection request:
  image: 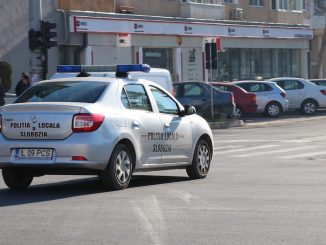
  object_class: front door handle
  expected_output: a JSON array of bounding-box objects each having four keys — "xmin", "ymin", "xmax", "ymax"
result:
[{"xmin": 164, "ymin": 122, "xmax": 170, "ymax": 128}]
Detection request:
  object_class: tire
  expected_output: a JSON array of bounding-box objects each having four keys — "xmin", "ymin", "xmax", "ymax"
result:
[
  {"xmin": 301, "ymin": 99, "xmax": 317, "ymax": 115},
  {"xmin": 100, "ymin": 143, "xmax": 133, "ymax": 190},
  {"xmin": 264, "ymin": 102, "xmax": 281, "ymax": 117},
  {"xmin": 2, "ymin": 168, "xmax": 33, "ymax": 190},
  {"xmin": 231, "ymin": 106, "xmax": 242, "ymax": 119},
  {"xmin": 186, "ymin": 139, "xmax": 211, "ymax": 179}
]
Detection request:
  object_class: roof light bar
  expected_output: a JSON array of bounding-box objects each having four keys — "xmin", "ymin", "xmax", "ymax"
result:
[
  {"xmin": 57, "ymin": 64, "xmax": 150, "ymax": 74},
  {"xmin": 117, "ymin": 64, "xmax": 150, "ymax": 73}
]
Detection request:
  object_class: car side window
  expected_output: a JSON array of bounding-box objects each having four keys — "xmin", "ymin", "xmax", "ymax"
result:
[
  {"xmin": 281, "ymin": 80, "xmax": 304, "ymax": 90},
  {"xmin": 150, "ymin": 86, "xmax": 179, "ymax": 115},
  {"xmin": 184, "ymin": 84, "xmax": 204, "ymax": 97},
  {"xmin": 121, "ymin": 84, "xmax": 152, "ymax": 112},
  {"xmin": 215, "ymin": 85, "xmax": 231, "ymax": 92},
  {"xmin": 173, "ymin": 84, "xmax": 179, "ymax": 97}
]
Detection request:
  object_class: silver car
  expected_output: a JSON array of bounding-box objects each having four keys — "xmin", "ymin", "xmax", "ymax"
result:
[
  {"xmin": 233, "ymin": 81, "xmax": 288, "ymax": 117},
  {"xmin": 0, "ymin": 65, "xmax": 213, "ymax": 190}
]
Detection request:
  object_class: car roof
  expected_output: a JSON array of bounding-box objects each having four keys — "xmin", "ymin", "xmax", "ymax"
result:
[
  {"xmin": 268, "ymin": 77, "xmax": 307, "ymax": 81},
  {"xmin": 233, "ymin": 80, "xmax": 274, "ymax": 85}
]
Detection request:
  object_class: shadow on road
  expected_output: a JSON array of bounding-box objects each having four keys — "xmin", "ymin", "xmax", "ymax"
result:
[{"xmin": 0, "ymin": 174, "xmax": 190, "ymax": 207}]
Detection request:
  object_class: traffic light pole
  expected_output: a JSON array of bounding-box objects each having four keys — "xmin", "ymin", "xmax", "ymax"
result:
[
  {"xmin": 210, "ymin": 44, "xmax": 214, "ymax": 121},
  {"xmin": 29, "ymin": 0, "xmax": 43, "ymax": 81}
]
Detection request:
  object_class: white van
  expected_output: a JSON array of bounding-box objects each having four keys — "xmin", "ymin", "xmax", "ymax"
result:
[{"xmin": 50, "ymin": 65, "xmax": 174, "ymax": 95}]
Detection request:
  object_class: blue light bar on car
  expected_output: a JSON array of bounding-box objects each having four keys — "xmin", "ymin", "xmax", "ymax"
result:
[
  {"xmin": 57, "ymin": 64, "xmax": 150, "ymax": 73},
  {"xmin": 117, "ymin": 64, "xmax": 150, "ymax": 73},
  {"xmin": 57, "ymin": 65, "xmax": 81, "ymax": 73}
]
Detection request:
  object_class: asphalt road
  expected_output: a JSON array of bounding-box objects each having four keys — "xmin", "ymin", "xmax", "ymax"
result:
[{"xmin": 1, "ymin": 115, "xmax": 326, "ymax": 245}]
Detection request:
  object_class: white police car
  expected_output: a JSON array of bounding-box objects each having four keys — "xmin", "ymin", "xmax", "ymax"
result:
[{"xmin": 0, "ymin": 64, "xmax": 213, "ymax": 190}]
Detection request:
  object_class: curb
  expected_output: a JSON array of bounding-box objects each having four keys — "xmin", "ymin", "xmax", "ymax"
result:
[{"xmin": 208, "ymin": 119, "xmax": 244, "ymax": 129}]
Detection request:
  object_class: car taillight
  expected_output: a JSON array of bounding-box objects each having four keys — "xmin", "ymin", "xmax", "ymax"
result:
[
  {"xmin": 320, "ymin": 90, "xmax": 326, "ymax": 95},
  {"xmin": 72, "ymin": 113, "xmax": 105, "ymax": 132},
  {"xmin": 280, "ymin": 92, "xmax": 286, "ymax": 98},
  {"xmin": 0, "ymin": 115, "xmax": 2, "ymax": 133},
  {"xmin": 251, "ymin": 94, "xmax": 257, "ymax": 103},
  {"xmin": 171, "ymin": 86, "xmax": 175, "ymax": 97}
]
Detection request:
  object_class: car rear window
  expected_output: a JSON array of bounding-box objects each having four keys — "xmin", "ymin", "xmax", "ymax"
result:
[{"xmin": 15, "ymin": 81, "xmax": 108, "ymax": 103}]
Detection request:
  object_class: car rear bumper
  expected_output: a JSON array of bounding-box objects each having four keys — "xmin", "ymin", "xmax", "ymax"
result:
[
  {"xmin": 242, "ymin": 104, "xmax": 258, "ymax": 113},
  {"xmin": 0, "ymin": 133, "xmax": 113, "ymax": 170}
]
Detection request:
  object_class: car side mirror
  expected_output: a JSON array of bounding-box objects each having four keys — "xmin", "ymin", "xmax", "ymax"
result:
[{"xmin": 181, "ymin": 105, "xmax": 196, "ymax": 116}]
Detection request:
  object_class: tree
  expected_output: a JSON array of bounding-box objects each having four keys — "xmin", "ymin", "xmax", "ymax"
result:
[
  {"xmin": 0, "ymin": 61, "xmax": 12, "ymax": 92},
  {"xmin": 314, "ymin": 1, "xmax": 326, "ymax": 78}
]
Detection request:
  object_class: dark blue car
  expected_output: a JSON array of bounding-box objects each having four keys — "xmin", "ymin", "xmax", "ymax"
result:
[{"xmin": 173, "ymin": 81, "xmax": 235, "ymax": 120}]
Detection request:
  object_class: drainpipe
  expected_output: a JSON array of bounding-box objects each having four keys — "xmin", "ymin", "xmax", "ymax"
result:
[{"xmin": 74, "ymin": 33, "xmax": 88, "ymax": 65}]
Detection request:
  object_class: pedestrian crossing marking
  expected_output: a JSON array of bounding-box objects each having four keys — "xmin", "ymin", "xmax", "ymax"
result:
[
  {"xmin": 230, "ymin": 146, "xmax": 317, "ymax": 158},
  {"xmin": 213, "ymin": 145, "xmax": 279, "ymax": 155},
  {"xmin": 279, "ymin": 151, "xmax": 326, "ymax": 159}
]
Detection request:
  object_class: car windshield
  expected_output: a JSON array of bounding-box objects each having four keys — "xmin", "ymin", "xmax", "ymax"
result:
[{"xmin": 15, "ymin": 81, "xmax": 108, "ymax": 103}]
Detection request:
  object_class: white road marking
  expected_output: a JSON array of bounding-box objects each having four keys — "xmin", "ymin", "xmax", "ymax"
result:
[
  {"xmin": 214, "ymin": 145, "xmax": 279, "ymax": 154},
  {"xmin": 279, "ymin": 151, "xmax": 326, "ymax": 159},
  {"xmin": 131, "ymin": 196, "xmax": 166, "ymax": 245},
  {"xmin": 231, "ymin": 146, "xmax": 317, "ymax": 158},
  {"xmin": 214, "ymin": 145, "xmax": 243, "ymax": 151}
]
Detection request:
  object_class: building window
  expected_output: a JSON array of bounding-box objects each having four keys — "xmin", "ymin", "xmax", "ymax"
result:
[
  {"xmin": 186, "ymin": 0, "xmax": 223, "ymax": 4},
  {"xmin": 249, "ymin": 0, "xmax": 264, "ymax": 6},
  {"xmin": 271, "ymin": 0, "xmax": 306, "ymax": 11},
  {"xmin": 314, "ymin": 0, "xmax": 326, "ymax": 15},
  {"xmin": 216, "ymin": 48, "xmax": 301, "ymax": 82},
  {"xmin": 223, "ymin": 0, "xmax": 237, "ymax": 4}
]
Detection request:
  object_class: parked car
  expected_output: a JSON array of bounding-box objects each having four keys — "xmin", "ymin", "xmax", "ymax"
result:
[
  {"xmin": 233, "ymin": 81, "xmax": 288, "ymax": 117},
  {"xmin": 210, "ymin": 82, "xmax": 257, "ymax": 119},
  {"xmin": 0, "ymin": 64, "xmax": 213, "ymax": 190},
  {"xmin": 173, "ymin": 81, "xmax": 235, "ymax": 120},
  {"xmin": 269, "ymin": 77, "xmax": 326, "ymax": 115}
]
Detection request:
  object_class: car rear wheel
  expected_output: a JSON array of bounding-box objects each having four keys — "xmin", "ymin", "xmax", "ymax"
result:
[
  {"xmin": 101, "ymin": 143, "xmax": 133, "ymax": 190},
  {"xmin": 186, "ymin": 139, "xmax": 211, "ymax": 179},
  {"xmin": 2, "ymin": 168, "xmax": 33, "ymax": 190},
  {"xmin": 264, "ymin": 102, "xmax": 281, "ymax": 117},
  {"xmin": 301, "ymin": 99, "xmax": 317, "ymax": 115},
  {"xmin": 231, "ymin": 106, "xmax": 242, "ymax": 119}
]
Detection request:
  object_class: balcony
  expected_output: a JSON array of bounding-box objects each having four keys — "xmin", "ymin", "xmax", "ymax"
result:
[{"xmin": 180, "ymin": 0, "xmax": 225, "ymax": 20}]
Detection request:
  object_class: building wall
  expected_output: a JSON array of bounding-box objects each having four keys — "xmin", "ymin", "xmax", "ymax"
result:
[
  {"xmin": 115, "ymin": 0, "xmax": 180, "ymax": 17},
  {"xmin": 58, "ymin": 0, "xmax": 114, "ymax": 12},
  {"xmin": 0, "ymin": 0, "xmax": 29, "ymax": 92}
]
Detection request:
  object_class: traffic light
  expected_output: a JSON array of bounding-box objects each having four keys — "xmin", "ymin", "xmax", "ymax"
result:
[
  {"xmin": 41, "ymin": 21, "xmax": 57, "ymax": 49},
  {"xmin": 205, "ymin": 42, "xmax": 217, "ymax": 69},
  {"xmin": 28, "ymin": 29, "xmax": 42, "ymax": 50}
]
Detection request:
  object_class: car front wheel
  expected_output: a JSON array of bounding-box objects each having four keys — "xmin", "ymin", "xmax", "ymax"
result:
[
  {"xmin": 186, "ymin": 139, "xmax": 211, "ymax": 179},
  {"xmin": 264, "ymin": 102, "xmax": 281, "ymax": 117},
  {"xmin": 101, "ymin": 143, "xmax": 133, "ymax": 190},
  {"xmin": 2, "ymin": 168, "xmax": 33, "ymax": 190}
]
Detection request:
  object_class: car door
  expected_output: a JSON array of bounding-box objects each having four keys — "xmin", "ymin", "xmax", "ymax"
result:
[
  {"xmin": 276, "ymin": 80, "xmax": 304, "ymax": 109},
  {"xmin": 175, "ymin": 83, "xmax": 209, "ymax": 118},
  {"xmin": 122, "ymin": 84, "xmax": 162, "ymax": 165},
  {"xmin": 149, "ymin": 85, "xmax": 193, "ymax": 164}
]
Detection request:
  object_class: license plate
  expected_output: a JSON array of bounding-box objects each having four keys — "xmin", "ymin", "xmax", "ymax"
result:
[{"xmin": 16, "ymin": 148, "xmax": 53, "ymax": 160}]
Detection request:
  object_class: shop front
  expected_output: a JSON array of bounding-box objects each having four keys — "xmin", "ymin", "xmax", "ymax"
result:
[{"xmin": 64, "ymin": 12, "xmax": 313, "ymax": 82}]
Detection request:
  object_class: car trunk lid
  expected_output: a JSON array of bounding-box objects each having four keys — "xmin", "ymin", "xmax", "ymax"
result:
[{"xmin": 1, "ymin": 103, "xmax": 85, "ymax": 140}]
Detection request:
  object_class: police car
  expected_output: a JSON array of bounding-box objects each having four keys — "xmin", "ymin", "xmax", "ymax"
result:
[{"xmin": 0, "ymin": 64, "xmax": 213, "ymax": 190}]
